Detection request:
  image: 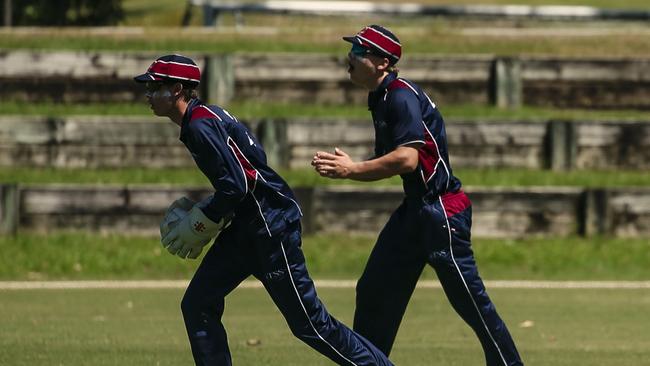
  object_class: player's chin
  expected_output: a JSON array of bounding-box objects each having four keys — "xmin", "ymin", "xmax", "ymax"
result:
[{"xmin": 150, "ymin": 105, "xmax": 164, "ymax": 116}]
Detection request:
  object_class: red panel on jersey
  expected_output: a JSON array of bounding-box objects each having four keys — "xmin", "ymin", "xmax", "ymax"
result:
[
  {"xmin": 227, "ymin": 138, "xmax": 257, "ymax": 191},
  {"xmin": 441, "ymin": 190, "xmax": 471, "ymax": 218},
  {"xmin": 419, "ymin": 125, "xmax": 439, "ymax": 184},
  {"xmin": 190, "ymin": 106, "xmax": 221, "ymax": 123}
]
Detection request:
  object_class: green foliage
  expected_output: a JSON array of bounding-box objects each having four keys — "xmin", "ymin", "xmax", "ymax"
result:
[{"xmin": 5, "ymin": 0, "xmax": 124, "ymax": 26}]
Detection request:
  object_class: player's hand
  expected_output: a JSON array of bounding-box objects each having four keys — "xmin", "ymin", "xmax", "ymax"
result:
[
  {"xmin": 311, "ymin": 147, "xmax": 355, "ymax": 179},
  {"xmin": 167, "ymin": 197, "xmax": 195, "ymax": 213},
  {"xmin": 161, "ymin": 205, "xmax": 230, "ymax": 259},
  {"xmin": 160, "ymin": 197, "xmax": 196, "ymax": 239}
]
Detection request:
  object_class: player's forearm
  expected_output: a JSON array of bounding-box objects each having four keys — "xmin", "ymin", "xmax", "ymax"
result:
[{"xmin": 348, "ymin": 148, "xmax": 418, "ymax": 181}]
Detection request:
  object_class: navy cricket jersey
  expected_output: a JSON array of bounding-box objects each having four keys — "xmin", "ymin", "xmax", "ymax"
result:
[
  {"xmin": 368, "ymin": 72, "xmax": 462, "ymax": 199},
  {"xmin": 179, "ymin": 99, "xmax": 302, "ymax": 237}
]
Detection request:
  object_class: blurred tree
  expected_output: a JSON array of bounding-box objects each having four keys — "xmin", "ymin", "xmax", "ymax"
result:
[{"xmin": 2, "ymin": 0, "xmax": 123, "ymax": 26}]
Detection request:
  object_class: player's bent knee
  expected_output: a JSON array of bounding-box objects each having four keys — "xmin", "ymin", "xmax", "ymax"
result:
[
  {"xmin": 181, "ymin": 289, "xmax": 225, "ymax": 319},
  {"xmin": 180, "ymin": 291, "xmax": 199, "ymax": 318},
  {"xmin": 288, "ymin": 322, "xmax": 316, "ymax": 340}
]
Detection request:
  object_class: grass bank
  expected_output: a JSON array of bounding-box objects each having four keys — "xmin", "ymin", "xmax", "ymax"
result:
[
  {"xmin": 1, "ymin": 167, "xmax": 649, "ymax": 187},
  {"xmin": 0, "ymin": 231, "xmax": 647, "ymax": 280},
  {"xmin": 120, "ymin": 0, "xmax": 650, "ymax": 29},
  {"xmin": 4, "ymin": 102, "xmax": 650, "ymax": 121},
  {"xmin": 3, "ymin": 21, "xmax": 650, "ymax": 57}
]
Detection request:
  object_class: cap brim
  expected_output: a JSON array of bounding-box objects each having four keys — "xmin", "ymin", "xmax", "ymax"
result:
[
  {"xmin": 133, "ymin": 73, "xmax": 163, "ymax": 83},
  {"xmin": 342, "ymin": 36, "xmax": 361, "ymax": 45}
]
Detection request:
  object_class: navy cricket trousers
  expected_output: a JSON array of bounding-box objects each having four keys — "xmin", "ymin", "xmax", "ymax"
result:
[
  {"xmin": 353, "ymin": 191, "xmax": 523, "ymax": 366},
  {"xmin": 181, "ymin": 220, "xmax": 393, "ymax": 366}
]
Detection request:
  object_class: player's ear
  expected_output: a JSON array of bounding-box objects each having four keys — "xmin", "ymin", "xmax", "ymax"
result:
[
  {"xmin": 171, "ymin": 82, "xmax": 184, "ymax": 98},
  {"xmin": 375, "ymin": 57, "xmax": 391, "ymax": 72}
]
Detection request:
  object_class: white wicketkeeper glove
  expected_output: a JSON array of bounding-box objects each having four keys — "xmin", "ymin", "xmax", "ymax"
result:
[
  {"xmin": 161, "ymin": 203, "xmax": 231, "ymax": 259},
  {"xmin": 160, "ymin": 197, "xmax": 195, "ymax": 240}
]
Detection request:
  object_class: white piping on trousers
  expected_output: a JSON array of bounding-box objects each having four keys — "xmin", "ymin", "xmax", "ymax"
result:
[
  {"xmin": 279, "ymin": 242, "xmax": 359, "ymax": 366},
  {"xmin": 438, "ymin": 197, "xmax": 508, "ymax": 366}
]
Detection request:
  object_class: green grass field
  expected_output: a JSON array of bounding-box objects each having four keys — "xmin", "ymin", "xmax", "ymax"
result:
[
  {"xmin": 1, "ymin": 286, "xmax": 649, "ymax": 365},
  {"xmin": 1, "ymin": 230, "xmax": 648, "ymax": 364}
]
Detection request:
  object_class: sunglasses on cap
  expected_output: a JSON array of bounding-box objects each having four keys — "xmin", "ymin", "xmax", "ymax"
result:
[
  {"xmin": 349, "ymin": 43, "xmax": 374, "ymax": 58},
  {"xmin": 145, "ymin": 81, "xmax": 166, "ymax": 93}
]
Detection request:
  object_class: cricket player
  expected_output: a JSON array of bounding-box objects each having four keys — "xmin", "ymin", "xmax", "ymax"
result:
[
  {"xmin": 311, "ymin": 25, "xmax": 524, "ymax": 366},
  {"xmin": 135, "ymin": 54, "xmax": 393, "ymax": 366}
]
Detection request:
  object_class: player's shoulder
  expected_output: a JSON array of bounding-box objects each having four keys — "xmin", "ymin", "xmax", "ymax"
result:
[
  {"xmin": 384, "ymin": 78, "xmax": 421, "ymax": 110},
  {"xmin": 385, "ymin": 77, "xmax": 421, "ymax": 104},
  {"xmin": 387, "ymin": 78, "xmax": 420, "ymax": 95},
  {"xmin": 191, "ymin": 103, "xmax": 238, "ymax": 121},
  {"xmin": 189, "ymin": 103, "xmax": 240, "ymax": 125},
  {"xmin": 190, "ymin": 104, "xmax": 222, "ymax": 123}
]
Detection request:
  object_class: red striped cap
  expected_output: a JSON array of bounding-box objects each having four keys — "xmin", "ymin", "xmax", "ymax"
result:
[
  {"xmin": 343, "ymin": 25, "xmax": 401, "ymax": 65},
  {"xmin": 134, "ymin": 54, "xmax": 201, "ymax": 87}
]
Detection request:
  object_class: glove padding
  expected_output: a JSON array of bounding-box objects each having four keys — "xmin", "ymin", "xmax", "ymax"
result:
[
  {"xmin": 161, "ymin": 205, "xmax": 230, "ymax": 259},
  {"xmin": 160, "ymin": 197, "xmax": 195, "ymax": 239},
  {"xmin": 159, "ymin": 197, "xmax": 195, "ymax": 257}
]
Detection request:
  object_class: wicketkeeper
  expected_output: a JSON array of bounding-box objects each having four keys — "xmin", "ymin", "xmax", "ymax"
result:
[{"xmin": 135, "ymin": 54, "xmax": 393, "ymax": 366}]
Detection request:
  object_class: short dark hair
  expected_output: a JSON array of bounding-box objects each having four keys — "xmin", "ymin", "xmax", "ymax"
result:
[
  {"xmin": 181, "ymin": 87, "xmax": 198, "ymax": 101},
  {"xmin": 163, "ymin": 80, "xmax": 198, "ymax": 101}
]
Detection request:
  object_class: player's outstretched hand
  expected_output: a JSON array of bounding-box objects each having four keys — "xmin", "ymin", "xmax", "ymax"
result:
[{"xmin": 311, "ymin": 147, "xmax": 355, "ymax": 179}]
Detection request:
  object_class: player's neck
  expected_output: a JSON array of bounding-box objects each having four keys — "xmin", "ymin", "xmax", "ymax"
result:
[
  {"xmin": 367, "ymin": 72, "xmax": 389, "ymax": 91},
  {"xmin": 169, "ymin": 99, "xmax": 189, "ymax": 126}
]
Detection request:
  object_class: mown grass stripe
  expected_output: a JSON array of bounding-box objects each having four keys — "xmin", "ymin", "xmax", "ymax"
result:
[{"xmin": 1, "ymin": 280, "xmax": 649, "ymax": 290}]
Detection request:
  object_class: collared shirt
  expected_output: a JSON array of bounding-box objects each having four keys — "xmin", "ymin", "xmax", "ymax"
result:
[
  {"xmin": 179, "ymin": 99, "xmax": 302, "ymax": 237},
  {"xmin": 368, "ymin": 72, "xmax": 462, "ymax": 198}
]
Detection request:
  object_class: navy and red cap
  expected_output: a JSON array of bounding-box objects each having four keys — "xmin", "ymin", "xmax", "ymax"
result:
[
  {"xmin": 134, "ymin": 54, "xmax": 201, "ymax": 87},
  {"xmin": 343, "ymin": 25, "xmax": 402, "ymax": 65}
]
